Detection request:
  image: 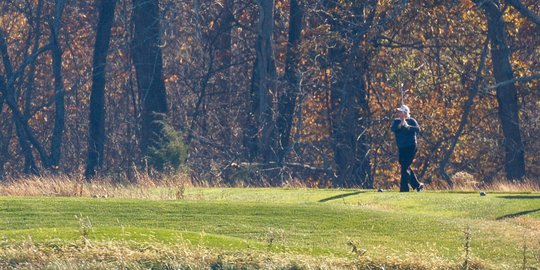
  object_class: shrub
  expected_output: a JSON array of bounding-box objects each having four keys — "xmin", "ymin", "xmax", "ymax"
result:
[{"xmin": 146, "ymin": 118, "xmax": 188, "ymax": 173}]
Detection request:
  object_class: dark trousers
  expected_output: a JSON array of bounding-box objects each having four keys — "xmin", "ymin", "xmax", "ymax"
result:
[{"xmin": 398, "ymin": 145, "xmax": 420, "ymax": 192}]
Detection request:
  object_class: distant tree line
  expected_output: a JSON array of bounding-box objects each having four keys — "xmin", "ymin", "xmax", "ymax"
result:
[{"xmin": 0, "ymin": 0, "xmax": 539, "ymax": 187}]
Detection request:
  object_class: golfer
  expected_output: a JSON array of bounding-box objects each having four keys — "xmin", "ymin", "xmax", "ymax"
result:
[{"xmin": 391, "ymin": 105, "xmax": 424, "ymax": 192}]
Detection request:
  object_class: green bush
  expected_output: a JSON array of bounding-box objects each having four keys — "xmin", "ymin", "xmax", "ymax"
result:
[{"xmin": 146, "ymin": 119, "xmax": 188, "ymax": 173}]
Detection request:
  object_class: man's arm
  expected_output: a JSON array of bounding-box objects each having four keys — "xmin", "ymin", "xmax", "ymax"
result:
[
  {"xmin": 391, "ymin": 119, "xmax": 400, "ymax": 132},
  {"xmin": 407, "ymin": 118, "xmax": 420, "ymax": 132}
]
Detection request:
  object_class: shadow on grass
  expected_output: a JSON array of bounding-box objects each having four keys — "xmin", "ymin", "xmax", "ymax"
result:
[
  {"xmin": 497, "ymin": 195, "xmax": 540, "ymax": 199},
  {"xmin": 318, "ymin": 191, "xmax": 363, "ymax": 203},
  {"xmin": 496, "ymin": 208, "xmax": 540, "ymax": 220}
]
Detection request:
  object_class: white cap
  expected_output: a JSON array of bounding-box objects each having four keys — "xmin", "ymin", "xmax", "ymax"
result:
[{"xmin": 397, "ymin": 105, "xmax": 410, "ymax": 113}]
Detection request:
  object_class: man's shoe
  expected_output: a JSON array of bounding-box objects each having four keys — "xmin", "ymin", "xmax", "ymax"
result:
[{"xmin": 416, "ymin": 183, "xmax": 424, "ymax": 192}]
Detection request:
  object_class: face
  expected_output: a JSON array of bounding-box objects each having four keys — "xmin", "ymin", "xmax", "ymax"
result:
[{"xmin": 397, "ymin": 110, "xmax": 408, "ymax": 119}]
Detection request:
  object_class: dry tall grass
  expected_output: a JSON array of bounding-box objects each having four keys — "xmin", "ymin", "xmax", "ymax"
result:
[
  {"xmin": 0, "ymin": 171, "xmax": 193, "ymax": 200},
  {"xmin": 0, "ymin": 237, "xmax": 487, "ymax": 270},
  {"xmin": 450, "ymin": 171, "xmax": 540, "ymax": 192},
  {"xmin": 0, "ymin": 171, "xmax": 538, "ymax": 199}
]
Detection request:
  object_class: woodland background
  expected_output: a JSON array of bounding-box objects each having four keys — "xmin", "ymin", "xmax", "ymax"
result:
[{"xmin": 0, "ymin": 0, "xmax": 539, "ymax": 188}]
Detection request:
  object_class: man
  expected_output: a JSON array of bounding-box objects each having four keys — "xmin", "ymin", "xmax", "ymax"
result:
[{"xmin": 391, "ymin": 105, "xmax": 424, "ymax": 192}]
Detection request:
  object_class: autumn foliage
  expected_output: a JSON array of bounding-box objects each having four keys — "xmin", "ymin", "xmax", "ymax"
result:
[{"xmin": 0, "ymin": 0, "xmax": 538, "ymax": 188}]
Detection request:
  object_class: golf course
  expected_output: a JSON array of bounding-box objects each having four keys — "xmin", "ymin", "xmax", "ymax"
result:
[{"xmin": 1, "ymin": 188, "xmax": 539, "ymax": 269}]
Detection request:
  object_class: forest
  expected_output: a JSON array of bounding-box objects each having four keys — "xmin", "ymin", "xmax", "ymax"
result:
[{"xmin": 0, "ymin": 0, "xmax": 539, "ymax": 188}]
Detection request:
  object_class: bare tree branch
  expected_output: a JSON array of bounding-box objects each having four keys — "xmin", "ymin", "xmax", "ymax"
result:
[
  {"xmin": 480, "ymin": 73, "xmax": 540, "ymax": 93},
  {"xmin": 439, "ymin": 37, "xmax": 490, "ymax": 188},
  {"xmin": 505, "ymin": 0, "xmax": 540, "ymax": 28}
]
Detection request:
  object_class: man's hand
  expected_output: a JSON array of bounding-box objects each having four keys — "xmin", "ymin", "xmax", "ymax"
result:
[{"xmin": 400, "ymin": 119, "xmax": 409, "ymax": 129}]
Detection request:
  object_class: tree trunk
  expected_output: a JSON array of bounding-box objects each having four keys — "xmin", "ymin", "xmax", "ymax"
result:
[
  {"xmin": 85, "ymin": 0, "xmax": 117, "ymax": 180},
  {"xmin": 329, "ymin": 51, "xmax": 372, "ymax": 188},
  {"xmin": 49, "ymin": 0, "xmax": 66, "ymax": 170},
  {"xmin": 131, "ymin": 0, "xmax": 168, "ymax": 160},
  {"xmin": 0, "ymin": 80, "xmax": 38, "ymax": 175},
  {"xmin": 476, "ymin": 0, "xmax": 526, "ymax": 180},
  {"xmin": 0, "ymin": 30, "xmax": 39, "ymax": 175},
  {"xmin": 0, "ymin": 93, "xmax": 5, "ymax": 178},
  {"xmin": 325, "ymin": 1, "xmax": 375, "ymax": 188},
  {"xmin": 0, "ymin": 110, "xmax": 8, "ymax": 180},
  {"xmin": 25, "ymin": 0, "xmax": 43, "ymax": 119},
  {"xmin": 215, "ymin": 0, "xmax": 234, "ymax": 146},
  {"xmin": 277, "ymin": 0, "xmax": 303, "ymax": 164},
  {"xmin": 246, "ymin": 0, "xmax": 277, "ymax": 162}
]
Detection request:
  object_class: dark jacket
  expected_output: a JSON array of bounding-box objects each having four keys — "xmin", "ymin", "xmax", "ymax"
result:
[{"xmin": 391, "ymin": 118, "xmax": 420, "ymax": 148}]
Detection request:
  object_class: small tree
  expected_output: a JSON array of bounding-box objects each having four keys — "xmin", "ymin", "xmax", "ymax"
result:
[{"xmin": 146, "ymin": 118, "xmax": 188, "ymax": 173}]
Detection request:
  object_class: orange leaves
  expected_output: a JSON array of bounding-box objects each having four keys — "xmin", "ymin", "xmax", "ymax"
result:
[
  {"xmin": 0, "ymin": 12, "xmax": 30, "ymax": 42},
  {"xmin": 165, "ymin": 74, "xmax": 179, "ymax": 83},
  {"xmin": 460, "ymin": 0, "xmax": 475, "ymax": 10},
  {"xmin": 325, "ymin": 68, "xmax": 331, "ymax": 77},
  {"xmin": 32, "ymin": 111, "xmax": 48, "ymax": 124},
  {"xmin": 238, "ymin": 10, "xmax": 250, "ymax": 21},
  {"xmin": 292, "ymin": 91, "xmax": 331, "ymax": 144}
]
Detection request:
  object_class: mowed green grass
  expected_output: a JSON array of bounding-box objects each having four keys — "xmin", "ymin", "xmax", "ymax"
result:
[{"xmin": 1, "ymin": 188, "xmax": 539, "ymax": 268}]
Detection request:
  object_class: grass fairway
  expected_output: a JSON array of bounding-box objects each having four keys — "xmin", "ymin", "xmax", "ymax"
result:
[{"xmin": 1, "ymin": 188, "xmax": 539, "ymax": 269}]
